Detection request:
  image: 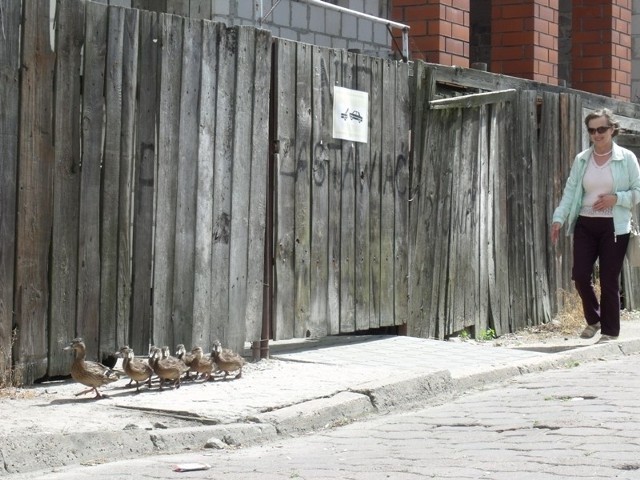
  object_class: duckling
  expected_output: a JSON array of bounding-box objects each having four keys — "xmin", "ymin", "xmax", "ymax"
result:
[
  {"xmin": 64, "ymin": 338, "xmax": 120, "ymax": 398},
  {"xmin": 190, "ymin": 346, "xmax": 215, "ymax": 381},
  {"xmin": 175, "ymin": 343, "xmax": 196, "ymax": 380},
  {"xmin": 211, "ymin": 341, "xmax": 245, "ymax": 380},
  {"xmin": 118, "ymin": 346, "xmax": 153, "ymax": 392},
  {"xmin": 149, "ymin": 346, "xmax": 189, "ymax": 390}
]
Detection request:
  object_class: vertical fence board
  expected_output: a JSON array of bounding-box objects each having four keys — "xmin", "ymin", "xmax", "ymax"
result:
[
  {"xmin": 100, "ymin": 6, "xmax": 126, "ymax": 358},
  {"xmin": 294, "ymin": 42, "xmax": 312, "ymax": 339},
  {"xmin": 339, "ymin": 52, "xmax": 356, "ymax": 333},
  {"xmin": 245, "ymin": 27, "xmax": 271, "ymax": 342},
  {"xmin": 210, "ymin": 25, "xmax": 235, "ymax": 344},
  {"xmin": 327, "ymin": 49, "xmax": 342, "ymax": 335},
  {"xmin": 0, "ymin": 0, "xmax": 22, "ymax": 382},
  {"xmin": 48, "ymin": 0, "xmax": 84, "ymax": 376},
  {"xmin": 153, "ymin": 13, "xmax": 183, "ymax": 348},
  {"xmin": 477, "ymin": 105, "xmax": 490, "ymax": 335},
  {"xmin": 407, "ymin": 63, "xmax": 432, "ymax": 338},
  {"xmin": 274, "ymin": 38, "xmax": 296, "ymax": 340},
  {"xmin": 368, "ymin": 57, "xmax": 383, "ymax": 330},
  {"xmin": 490, "ymin": 102, "xmax": 512, "ymax": 335},
  {"xmin": 355, "ymin": 54, "xmax": 371, "ymax": 332},
  {"xmin": 77, "ymin": 2, "xmax": 108, "ymax": 360},
  {"xmin": 379, "ymin": 59, "xmax": 395, "ymax": 327},
  {"xmin": 192, "ymin": 20, "xmax": 219, "ymax": 348},
  {"xmin": 394, "ymin": 60, "xmax": 410, "ymax": 328},
  {"xmin": 15, "ymin": 0, "xmax": 55, "ymax": 383},
  {"xmin": 308, "ymin": 46, "xmax": 331, "ymax": 338},
  {"xmin": 116, "ymin": 8, "xmax": 139, "ymax": 349},
  {"xmin": 131, "ymin": 10, "xmax": 158, "ymax": 354},
  {"xmin": 227, "ymin": 26, "xmax": 256, "ymax": 351},
  {"xmin": 171, "ymin": 17, "xmax": 201, "ymax": 349}
]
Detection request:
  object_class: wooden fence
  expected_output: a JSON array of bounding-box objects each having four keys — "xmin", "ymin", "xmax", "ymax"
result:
[
  {"xmin": 3, "ymin": 0, "xmax": 640, "ymax": 386},
  {"xmin": 0, "ymin": 1, "xmax": 272, "ymax": 384}
]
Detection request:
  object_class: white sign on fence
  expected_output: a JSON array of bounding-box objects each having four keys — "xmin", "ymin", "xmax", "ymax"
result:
[{"xmin": 333, "ymin": 86, "xmax": 369, "ymax": 143}]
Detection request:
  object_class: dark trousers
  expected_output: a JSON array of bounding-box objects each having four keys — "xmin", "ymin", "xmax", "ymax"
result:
[{"xmin": 572, "ymin": 216, "xmax": 629, "ymax": 336}]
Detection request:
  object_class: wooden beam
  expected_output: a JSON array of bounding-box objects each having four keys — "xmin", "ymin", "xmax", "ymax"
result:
[{"xmin": 429, "ymin": 89, "xmax": 516, "ymax": 109}]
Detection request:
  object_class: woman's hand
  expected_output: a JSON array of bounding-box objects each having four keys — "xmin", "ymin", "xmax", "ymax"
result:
[{"xmin": 593, "ymin": 193, "xmax": 617, "ymax": 211}]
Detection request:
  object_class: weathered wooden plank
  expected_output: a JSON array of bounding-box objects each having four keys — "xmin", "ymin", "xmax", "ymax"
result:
[
  {"xmin": 274, "ymin": 38, "xmax": 296, "ymax": 340},
  {"xmin": 100, "ymin": 5, "xmax": 126, "ymax": 358},
  {"xmin": 131, "ymin": 10, "xmax": 159, "ymax": 354},
  {"xmin": 308, "ymin": 46, "xmax": 331, "ymax": 338},
  {"xmin": 48, "ymin": 0, "xmax": 84, "ymax": 377},
  {"xmin": 477, "ymin": 104, "xmax": 490, "ymax": 336},
  {"xmin": 294, "ymin": 42, "xmax": 312, "ymax": 339},
  {"xmin": 190, "ymin": 0, "xmax": 212, "ymax": 19},
  {"xmin": 171, "ymin": 17, "xmax": 202, "ymax": 350},
  {"xmin": 227, "ymin": 26, "xmax": 255, "ymax": 351},
  {"xmin": 425, "ymin": 62, "xmax": 640, "ymax": 119},
  {"xmin": 394, "ymin": 60, "xmax": 410, "ymax": 328},
  {"xmin": 209, "ymin": 25, "xmax": 235, "ymax": 346},
  {"xmin": 153, "ymin": 13, "xmax": 183, "ymax": 348},
  {"xmin": 339, "ymin": 51, "xmax": 356, "ymax": 334},
  {"xmin": 116, "ymin": 8, "xmax": 139, "ymax": 350},
  {"xmin": 429, "ymin": 89, "xmax": 516, "ymax": 110},
  {"xmin": 379, "ymin": 59, "xmax": 396, "ymax": 327},
  {"xmin": 326, "ymin": 48, "xmax": 342, "ymax": 335},
  {"xmin": 368, "ymin": 56, "xmax": 383, "ymax": 330},
  {"xmin": 76, "ymin": 2, "xmax": 108, "ymax": 360},
  {"xmin": 354, "ymin": 54, "xmax": 372, "ymax": 332},
  {"xmin": 191, "ymin": 20, "xmax": 220, "ymax": 349},
  {"xmin": 0, "ymin": 0, "xmax": 22, "ymax": 383},
  {"xmin": 245, "ymin": 27, "xmax": 272, "ymax": 342},
  {"xmin": 407, "ymin": 62, "xmax": 432, "ymax": 338},
  {"xmin": 14, "ymin": 0, "xmax": 55, "ymax": 383},
  {"xmin": 489, "ymin": 101, "xmax": 512, "ymax": 335}
]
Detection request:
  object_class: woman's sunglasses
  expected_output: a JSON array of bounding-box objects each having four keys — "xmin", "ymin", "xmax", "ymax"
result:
[{"xmin": 587, "ymin": 126, "xmax": 612, "ymax": 135}]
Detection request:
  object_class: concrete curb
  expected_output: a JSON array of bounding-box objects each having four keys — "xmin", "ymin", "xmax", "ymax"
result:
[{"xmin": 2, "ymin": 339, "xmax": 639, "ymax": 477}]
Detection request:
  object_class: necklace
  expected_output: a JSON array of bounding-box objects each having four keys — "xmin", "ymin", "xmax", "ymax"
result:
[{"xmin": 594, "ymin": 149, "xmax": 612, "ymax": 156}]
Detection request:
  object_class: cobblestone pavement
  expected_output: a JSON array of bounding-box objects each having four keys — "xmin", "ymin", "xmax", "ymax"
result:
[{"xmin": 13, "ymin": 353, "xmax": 640, "ymax": 480}]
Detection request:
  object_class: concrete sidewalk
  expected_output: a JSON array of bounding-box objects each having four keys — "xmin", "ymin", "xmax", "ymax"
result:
[{"xmin": 2, "ymin": 322, "xmax": 640, "ymax": 477}]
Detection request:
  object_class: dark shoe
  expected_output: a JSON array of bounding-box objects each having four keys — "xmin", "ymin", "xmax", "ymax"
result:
[
  {"xmin": 580, "ymin": 322, "xmax": 600, "ymax": 339},
  {"xmin": 597, "ymin": 334, "xmax": 619, "ymax": 344}
]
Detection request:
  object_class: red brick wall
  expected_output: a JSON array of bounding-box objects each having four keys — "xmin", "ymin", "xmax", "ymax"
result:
[
  {"xmin": 572, "ymin": 0, "xmax": 631, "ymax": 101},
  {"xmin": 491, "ymin": 0, "xmax": 559, "ymax": 85},
  {"xmin": 391, "ymin": 0, "xmax": 470, "ymax": 67}
]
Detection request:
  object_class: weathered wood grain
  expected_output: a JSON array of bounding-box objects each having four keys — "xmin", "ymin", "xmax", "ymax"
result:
[
  {"xmin": 130, "ymin": 10, "xmax": 158, "ymax": 354},
  {"xmin": 294, "ymin": 42, "xmax": 312, "ymax": 339},
  {"xmin": 77, "ymin": 2, "xmax": 108, "ymax": 360},
  {"xmin": 153, "ymin": 13, "xmax": 183, "ymax": 348},
  {"xmin": 0, "ymin": 0, "xmax": 22, "ymax": 383},
  {"xmin": 227, "ymin": 26, "xmax": 256, "ymax": 352},
  {"xmin": 354, "ymin": 54, "xmax": 372, "ymax": 332},
  {"xmin": 191, "ymin": 20, "xmax": 220, "ymax": 349},
  {"xmin": 308, "ymin": 46, "xmax": 332, "ymax": 338},
  {"xmin": 245, "ymin": 27, "xmax": 272, "ymax": 343},
  {"xmin": 14, "ymin": 0, "xmax": 55, "ymax": 383},
  {"xmin": 274, "ymin": 38, "xmax": 296, "ymax": 340},
  {"xmin": 100, "ymin": 6, "xmax": 126, "ymax": 358},
  {"xmin": 339, "ymin": 52, "xmax": 356, "ymax": 333},
  {"xmin": 171, "ymin": 17, "xmax": 202, "ymax": 350}
]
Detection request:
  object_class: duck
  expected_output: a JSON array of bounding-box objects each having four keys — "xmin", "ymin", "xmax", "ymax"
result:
[
  {"xmin": 211, "ymin": 341, "xmax": 245, "ymax": 380},
  {"xmin": 149, "ymin": 346, "xmax": 189, "ymax": 390},
  {"xmin": 190, "ymin": 346, "xmax": 215, "ymax": 381},
  {"xmin": 175, "ymin": 343, "xmax": 196, "ymax": 380},
  {"xmin": 118, "ymin": 346, "xmax": 153, "ymax": 392},
  {"xmin": 64, "ymin": 338, "xmax": 120, "ymax": 398}
]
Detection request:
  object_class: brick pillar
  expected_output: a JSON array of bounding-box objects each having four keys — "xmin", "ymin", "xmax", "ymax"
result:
[
  {"xmin": 491, "ymin": 0, "xmax": 559, "ymax": 85},
  {"xmin": 391, "ymin": 0, "xmax": 470, "ymax": 67},
  {"xmin": 572, "ymin": 0, "xmax": 631, "ymax": 101}
]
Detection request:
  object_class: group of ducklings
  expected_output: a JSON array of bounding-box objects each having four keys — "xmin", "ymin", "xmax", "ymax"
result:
[{"xmin": 64, "ymin": 338, "xmax": 245, "ymax": 399}]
